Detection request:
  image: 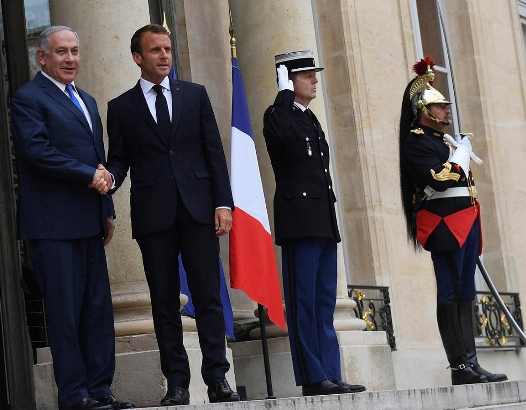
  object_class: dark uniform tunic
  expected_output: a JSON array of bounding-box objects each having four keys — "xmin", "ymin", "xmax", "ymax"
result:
[
  {"xmin": 263, "ymin": 89, "xmax": 342, "ymax": 385},
  {"xmin": 402, "ymin": 124, "xmax": 481, "ymax": 301}
]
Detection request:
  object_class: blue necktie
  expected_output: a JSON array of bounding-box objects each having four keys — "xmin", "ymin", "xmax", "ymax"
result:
[
  {"xmin": 153, "ymin": 84, "xmax": 171, "ymax": 144},
  {"xmin": 65, "ymin": 84, "xmax": 85, "ymax": 115}
]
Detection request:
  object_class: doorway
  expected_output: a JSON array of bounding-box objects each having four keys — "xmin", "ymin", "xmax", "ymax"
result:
[{"xmin": 0, "ymin": 0, "xmax": 47, "ymax": 408}]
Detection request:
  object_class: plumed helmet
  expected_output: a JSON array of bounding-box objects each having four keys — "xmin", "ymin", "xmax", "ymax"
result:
[{"xmin": 409, "ymin": 56, "xmax": 451, "ymax": 122}]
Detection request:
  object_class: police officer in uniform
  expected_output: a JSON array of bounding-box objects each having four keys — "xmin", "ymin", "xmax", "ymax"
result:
[
  {"xmin": 399, "ymin": 57, "xmax": 507, "ymax": 385},
  {"xmin": 263, "ymin": 50, "xmax": 366, "ymax": 396}
]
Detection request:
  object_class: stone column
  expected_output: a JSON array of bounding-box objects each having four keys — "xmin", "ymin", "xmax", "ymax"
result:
[{"xmin": 49, "ymin": 0, "xmax": 154, "ymax": 337}]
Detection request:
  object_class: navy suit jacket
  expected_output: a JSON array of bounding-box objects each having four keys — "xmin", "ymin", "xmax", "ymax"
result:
[
  {"xmin": 11, "ymin": 72, "xmax": 114, "ymax": 240},
  {"xmin": 106, "ymin": 78, "xmax": 233, "ymax": 239}
]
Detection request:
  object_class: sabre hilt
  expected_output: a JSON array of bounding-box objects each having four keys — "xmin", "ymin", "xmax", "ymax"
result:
[{"xmin": 443, "ymin": 133, "xmax": 483, "ymax": 166}]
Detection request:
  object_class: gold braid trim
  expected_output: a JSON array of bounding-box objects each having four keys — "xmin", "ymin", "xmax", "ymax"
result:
[{"xmin": 430, "ymin": 162, "xmax": 460, "ymax": 182}]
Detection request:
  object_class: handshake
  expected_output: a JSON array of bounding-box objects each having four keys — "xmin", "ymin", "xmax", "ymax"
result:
[{"xmin": 89, "ymin": 164, "xmax": 113, "ymax": 195}]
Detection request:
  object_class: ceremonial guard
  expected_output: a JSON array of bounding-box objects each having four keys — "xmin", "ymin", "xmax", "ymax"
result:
[
  {"xmin": 399, "ymin": 57, "xmax": 507, "ymax": 385},
  {"xmin": 263, "ymin": 50, "xmax": 365, "ymax": 396}
]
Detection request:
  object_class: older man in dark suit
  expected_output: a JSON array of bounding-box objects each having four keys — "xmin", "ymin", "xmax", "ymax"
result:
[
  {"xmin": 104, "ymin": 24, "xmax": 238, "ymax": 406},
  {"xmin": 263, "ymin": 50, "xmax": 366, "ymax": 397},
  {"xmin": 10, "ymin": 26, "xmax": 134, "ymax": 410}
]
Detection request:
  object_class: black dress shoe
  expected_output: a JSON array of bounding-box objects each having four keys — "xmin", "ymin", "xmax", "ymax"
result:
[
  {"xmin": 160, "ymin": 386, "xmax": 190, "ymax": 406},
  {"xmin": 471, "ymin": 364, "xmax": 508, "ymax": 383},
  {"xmin": 451, "ymin": 363, "xmax": 488, "ymax": 385},
  {"xmin": 332, "ymin": 379, "xmax": 367, "ymax": 393},
  {"xmin": 207, "ymin": 379, "xmax": 240, "ymax": 403},
  {"xmin": 97, "ymin": 394, "xmax": 136, "ymax": 409},
  {"xmin": 302, "ymin": 379, "xmax": 352, "ymax": 396},
  {"xmin": 62, "ymin": 396, "xmax": 113, "ymax": 410}
]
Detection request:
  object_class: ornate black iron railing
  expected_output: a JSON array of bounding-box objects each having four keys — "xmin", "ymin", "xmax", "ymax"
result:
[
  {"xmin": 474, "ymin": 291, "xmax": 524, "ymax": 349},
  {"xmin": 347, "ymin": 285, "xmax": 396, "ymax": 350}
]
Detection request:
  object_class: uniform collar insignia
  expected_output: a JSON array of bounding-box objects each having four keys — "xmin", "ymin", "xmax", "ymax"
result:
[{"xmin": 410, "ymin": 128, "xmax": 424, "ymax": 135}]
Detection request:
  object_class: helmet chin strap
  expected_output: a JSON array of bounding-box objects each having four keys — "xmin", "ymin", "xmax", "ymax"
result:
[{"xmin": 421, "ymin": 105, "xmax": 449, "ymax": 126}]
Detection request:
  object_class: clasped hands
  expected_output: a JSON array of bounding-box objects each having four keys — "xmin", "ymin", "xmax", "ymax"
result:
[{"xmin": 89, "ymin": 164, "xmax": 112, "ymax": 195}]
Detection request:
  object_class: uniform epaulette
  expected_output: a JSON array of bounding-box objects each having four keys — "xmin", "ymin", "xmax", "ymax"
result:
[{"xmin": 410, "ymin": 128, "xmax": 424, "ymax": 135}]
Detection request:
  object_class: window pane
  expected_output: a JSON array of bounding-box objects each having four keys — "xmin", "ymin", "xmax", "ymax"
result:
[
  {"xmin": 416, "ymin": 0, "xmax": 445, "ymax": 67},
  {"xmin": 25, "ymin": 0, "xmax": 50, "ymax": 78},
  {"xmin": 431, "ymin": 70, "xmax": 454, "ymax": 134}
]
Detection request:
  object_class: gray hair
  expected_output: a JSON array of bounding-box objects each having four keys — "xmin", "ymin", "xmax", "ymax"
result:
[{"xmin": 39, "ymin": 26, "xmax": 79, "ymax": 53}]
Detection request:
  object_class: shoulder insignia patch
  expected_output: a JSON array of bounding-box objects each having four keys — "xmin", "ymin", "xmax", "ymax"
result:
[
  {"xmin": 410, "ymin": 128, "xmax": 424, "ymax": 134},
  {"xmin": 433, "ymin": 132, "xmax": 441, "ymax": 138}
]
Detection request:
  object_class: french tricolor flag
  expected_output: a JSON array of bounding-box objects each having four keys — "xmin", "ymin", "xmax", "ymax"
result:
[{"xmin": 229, "ymin": 57, "xmax": 285, "ymax": 330}]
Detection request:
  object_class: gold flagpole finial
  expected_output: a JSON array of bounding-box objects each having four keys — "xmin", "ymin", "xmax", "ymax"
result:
[
  {"xmin": 162, "ymin": 12, "xmax": 171, "ymax": 35},
  {"xmin": 229, "ymin": 9, "xmax": 236, "ymax": 59}
]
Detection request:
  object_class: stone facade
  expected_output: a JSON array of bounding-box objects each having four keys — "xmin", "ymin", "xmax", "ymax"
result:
[{"xmin": 34, "ymin": 0, "xmax": 526, "ymax": 405}]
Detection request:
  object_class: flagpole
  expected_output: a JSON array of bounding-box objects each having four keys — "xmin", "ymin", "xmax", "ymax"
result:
[
  {"xmin": 229, "ymin": 9, "xmax": 275, "ymax": 399},
  {"xmin": 257, "ymin": 304, "xmax": 275, "ymax": 399}
]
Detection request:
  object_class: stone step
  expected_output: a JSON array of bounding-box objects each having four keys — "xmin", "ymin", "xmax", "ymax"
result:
[
  {"xmin": 458, "ymin": 403, "xmax": 526, "ymax": 410},
  {"xmin": 133, "ymin": 380, "xmax": 526, "ymax": 410},
  {"xmin": 459, "ymin": 405, "xmax": 526, "ymax": 410}
]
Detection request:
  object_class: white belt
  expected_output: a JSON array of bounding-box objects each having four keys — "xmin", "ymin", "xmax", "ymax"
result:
[{"xmin": 426, "ymin": 187, "xmax": 471, "ymax": 200}]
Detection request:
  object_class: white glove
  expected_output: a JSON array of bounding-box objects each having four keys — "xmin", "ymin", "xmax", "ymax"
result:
[
  {"xmin": 455, "ymin": 133, "xmax": 472, "ymax": 152},
  {"xmin": 450, "ymin": 133, "xmax": 471, "ymax": 176},
  {"xmin": 277, "ymin": 64, "xmax": 294, "ymax": 91}
]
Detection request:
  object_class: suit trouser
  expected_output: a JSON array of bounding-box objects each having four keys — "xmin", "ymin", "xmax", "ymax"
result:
[
  {"xmin": 136, "ymin": 194, "xmax": 229, "ymax": 388},
  {"xmin": 281, "ymin": 237, "xmax": 341, "ymax": 386},
  {"xmin": 28, "ymin": 236, "xmax": 115, "ymax": 408},
  {"xmin": 431, "ymin": 219, "xmax": 480, "ymax": 302}
]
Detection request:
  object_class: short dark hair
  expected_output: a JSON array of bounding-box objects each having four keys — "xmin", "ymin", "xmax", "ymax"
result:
[{"xmin": 130, "ymin": 24, "xmax": 169, "ymax": 55}]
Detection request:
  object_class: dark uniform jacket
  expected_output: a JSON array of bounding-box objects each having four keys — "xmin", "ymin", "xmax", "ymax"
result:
[
  {"xmin": 263, "ymin": 89, "xmax": 340, "ymax": 246},
  {"xmin": 402, "ymin": 124, "xmax": 480, "ymax": 252}
]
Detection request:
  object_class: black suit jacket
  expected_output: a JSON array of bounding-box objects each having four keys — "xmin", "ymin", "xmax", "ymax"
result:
[
  {"xmin": 263, "ymin": 90, "xmax": 340, "ymax": 245},
  {"xmin": 106, "ymin": 78, "xmax": 233, "ymax": 238}
]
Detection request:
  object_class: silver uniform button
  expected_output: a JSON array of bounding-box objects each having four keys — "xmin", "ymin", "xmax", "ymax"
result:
[
  {"xmin": 303, "ymin": 192, "xmax": 307, "ymax": 196},
  {"xmin": 321, "ymin": 152, "xmax": 324, "ymax": 156},
  {"xmin": 329, "ymin": 185, "xmax": 331, "ymax": 190},
  {"xmin": 324, "ymin": 169, "xmax": 327, "ymax": 173}
]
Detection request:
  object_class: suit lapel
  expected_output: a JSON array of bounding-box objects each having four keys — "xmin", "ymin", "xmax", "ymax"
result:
[
  {"xmin": 296, "ymin": 106, "xmax": 319, "ymax": 134},
  {"xmin": 130, "ymin": 81, "xmax": 168, "ymax": 146},
  {"xmin": 309, "ymin": 109, "xmax": 323, "ymax": 136},
  {"xmin": 35, "ymin": 72, "xmax": 93, "ymax": 136},
  {"xmin": 77, "ymin": 89, "xmax": 98, "ymax": 139},
  {"xmin": 169, "ymin": 78, "xmax": 182, "ymax": 144}
]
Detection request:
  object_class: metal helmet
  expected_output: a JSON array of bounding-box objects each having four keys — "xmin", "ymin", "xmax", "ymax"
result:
[{"xmin": 409, "ymin": 57, "xmax": 451, "ymax": 124}]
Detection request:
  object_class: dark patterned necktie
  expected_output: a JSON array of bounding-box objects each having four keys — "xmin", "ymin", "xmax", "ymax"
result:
[{"xmin": 153, "ymin": 84, "xmax": 171, "ymax": 144}]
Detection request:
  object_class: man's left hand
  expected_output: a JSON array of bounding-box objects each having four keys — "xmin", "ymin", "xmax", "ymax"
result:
[
  {"xmin": 103, "ymin": 217, "xmax": 115, "ymax": 246},
  {"xmin": 215, "ymin": 208, "xmax": 232, "ymax": 236}
]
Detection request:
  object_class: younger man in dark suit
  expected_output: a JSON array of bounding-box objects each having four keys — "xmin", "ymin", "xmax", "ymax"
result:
[
  {"xmin": 105, "ymin": 24, "xmax": 238, "ymax": 406},
  {"xmin": 263, "ymin": 50, "xmax": 366, "ymax": 396},
  {"xmin": 10, "ymin": 26, "xmax": 133, "ymax": 410}
]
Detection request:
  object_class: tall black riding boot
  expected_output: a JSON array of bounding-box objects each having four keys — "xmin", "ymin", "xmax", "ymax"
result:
[
  {"xmin": 457, "ymin": 301, "xmax": 508, "ymax": 383},
  {"xmin": 437, "ymin": 301, "xmax": 487, "ymax": 385}
]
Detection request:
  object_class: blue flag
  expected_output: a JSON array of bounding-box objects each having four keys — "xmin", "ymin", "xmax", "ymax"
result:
[{"xmin": 178, "ymin": 255, "xmax": 235, "ymax": 340}]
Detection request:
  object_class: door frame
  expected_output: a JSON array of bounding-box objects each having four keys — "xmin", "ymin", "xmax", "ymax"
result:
[{"xmin": 0, "ymin": 0, "xmax": 35, "ymax": 409}]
